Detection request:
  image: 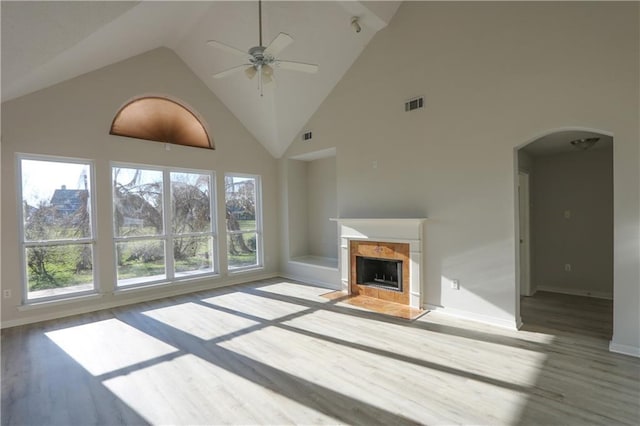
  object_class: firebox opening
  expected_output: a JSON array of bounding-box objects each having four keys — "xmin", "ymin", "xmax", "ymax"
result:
[{"xmin": 356, "ymin": 256, "xmax": 403, "ymax": 292}]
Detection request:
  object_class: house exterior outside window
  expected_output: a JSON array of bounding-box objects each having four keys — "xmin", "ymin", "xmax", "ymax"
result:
[{"xmin": 18, "ymin": 155, "xmax": 97, "ymax": 302}]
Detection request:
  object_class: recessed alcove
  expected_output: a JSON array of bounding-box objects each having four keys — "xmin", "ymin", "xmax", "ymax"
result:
[{"xmin": 284, "ymin": 148, "xmax": 339, "ymax": 286}]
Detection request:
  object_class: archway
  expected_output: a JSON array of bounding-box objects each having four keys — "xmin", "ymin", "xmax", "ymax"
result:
[{"xmin": 514, "ymin": 128, "xmax": 614, "ymax": 338}]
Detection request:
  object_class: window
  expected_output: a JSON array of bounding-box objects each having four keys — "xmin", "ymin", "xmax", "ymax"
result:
[
  {"xmin": 113, "ymin": 165, "xmax": 216, "ymax": 287},
  {"xmin": 225, "ymin": 174, "xmax": 262, "ymax": 270},
  {"xmin": 18, "ymin": 156, "xmax": 96, "ymax": 301},
  {"xmin": 110, "ymin": 96, "xmax": 214, "ymax": 150}
]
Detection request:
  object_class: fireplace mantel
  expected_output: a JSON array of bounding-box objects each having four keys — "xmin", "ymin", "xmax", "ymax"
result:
[{"xmin": 331, "ymin": 218, "xmax": 427, "ymax": 308}]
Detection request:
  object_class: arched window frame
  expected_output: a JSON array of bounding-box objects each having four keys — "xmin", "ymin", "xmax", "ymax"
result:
[{"xmin": 110, "ymin": 95, "xmax": 214, "ymax": 150}]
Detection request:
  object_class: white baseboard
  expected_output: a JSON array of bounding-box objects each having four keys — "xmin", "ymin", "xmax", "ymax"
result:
[
  {"xmin": 0, "ymin": 271, "xmax": 278, "ymax": 329},
  {"xmin": 424, "ymin": 304, "xmax": 519, "ymax": 330},
  {"xmin": 609, "ymin": 341, "xmax": 640, "ymax": 358},
  {"xmin": 535, "ymin": 285, "xmax": 613, "ymax": 300},
  {"xmin": 515, "ymin": 315, "xmax": 523, "ymax": 329}
]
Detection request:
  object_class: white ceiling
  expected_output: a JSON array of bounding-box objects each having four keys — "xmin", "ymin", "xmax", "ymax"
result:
[{"xmin": 1, "ymin": 1, "xmax": 401, "ymax": 158}]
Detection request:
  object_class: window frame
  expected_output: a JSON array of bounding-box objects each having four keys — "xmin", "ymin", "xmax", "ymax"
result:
[
  {"xmin": 17, "ymin": 154, "xmax": 98, "ymax": 303},
  {"xmin": 224, "ymin": 173, "xmax": 263, "ymax": 272},
  {"xmin": 111, "ymin": 162, "xmax": 218, "ymax": 289}
]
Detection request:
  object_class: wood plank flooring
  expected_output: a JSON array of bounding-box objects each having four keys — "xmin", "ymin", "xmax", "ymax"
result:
[{"xmin": 2, "ymin": 279, "xmax": 638, "ymax": 425}]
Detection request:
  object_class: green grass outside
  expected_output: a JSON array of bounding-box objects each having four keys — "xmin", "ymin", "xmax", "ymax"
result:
[
  {"xmin": 236, "ymin": 219, "xmax": 256, "ymax": 231},
  {"xmin": 28, "ymin": 222, "xmax": 258, "ymax": 289}
]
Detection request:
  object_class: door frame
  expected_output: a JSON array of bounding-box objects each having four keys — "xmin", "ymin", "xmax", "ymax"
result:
[{"xmin": 518, "ymin": 171, "xmax": 532, "ymax": 297}]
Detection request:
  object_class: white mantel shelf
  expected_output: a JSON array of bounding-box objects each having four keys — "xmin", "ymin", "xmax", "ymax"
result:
[
  {"xmin": 331, "ymin": 218, "xmax": 427, "ymax": 244},
  {"xmin": 331, "ymin": 218, "xmax": 427, "ymax": 309}
]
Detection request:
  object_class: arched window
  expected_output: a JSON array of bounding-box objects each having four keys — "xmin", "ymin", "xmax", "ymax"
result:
[{"xmin": 110, "ymin": 96, "xmax": 214, "ymax": 150}]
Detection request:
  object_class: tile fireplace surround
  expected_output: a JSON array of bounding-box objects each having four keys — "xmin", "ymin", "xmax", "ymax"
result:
[{"xmin": 331, "ymin": 218, "xmax": 427, "ymax": 309}]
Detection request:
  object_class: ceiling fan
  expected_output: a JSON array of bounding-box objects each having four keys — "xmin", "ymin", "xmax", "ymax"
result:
[{"xmin": 207, "ymin": 0, "xmax": 319, "ymax": 96}]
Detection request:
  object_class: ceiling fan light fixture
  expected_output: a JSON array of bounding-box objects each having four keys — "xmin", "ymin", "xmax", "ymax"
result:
[
  {"xmin": 570, "ymin": 137, "xmax": 599, "ymax": 151},
  {"xmin": 207, "ymin": 0, "xmax": 318, "ymax": 96}
]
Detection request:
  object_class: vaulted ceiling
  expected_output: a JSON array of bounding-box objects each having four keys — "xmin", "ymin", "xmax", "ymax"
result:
[{"xmin": 1, "ymin": 1, "xmax": 401, "ymax": 157}]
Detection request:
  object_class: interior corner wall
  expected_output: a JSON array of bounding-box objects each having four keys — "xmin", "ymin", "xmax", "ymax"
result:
[
  {"xmin": 531, "ymin": 148, "xmax": 614, "ymax": 298},
  {"xmin": 282, "ymin": 1, "xmax": 640, "ymax": 339},
  {"xmin": 1, "ymin": 47, "xmax": 279, "ymax": 327},
  {"xmin": 517, "ymin": 149, "xmax": 535, "ymax": 290},
  {"xmin": 306, "ymin": 157, "xmax": 337, "ymax": 259}
]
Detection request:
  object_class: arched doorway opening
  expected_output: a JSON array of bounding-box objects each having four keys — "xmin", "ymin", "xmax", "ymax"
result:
[{"xmin": 515, "ymin": 128, "xmax": 614, "ymax": 339}]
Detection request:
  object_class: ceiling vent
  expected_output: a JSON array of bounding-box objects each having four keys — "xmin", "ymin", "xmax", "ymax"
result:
[
  {"xmin": 302, "ymin": 131, "xmax": 313, "ymax": 141},
  {"xmin": 404, "ymin": 96, "xmax": 424, "ymax": 112}
]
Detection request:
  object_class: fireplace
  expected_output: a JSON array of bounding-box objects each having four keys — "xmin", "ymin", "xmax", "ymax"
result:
[
  {"xmin": 349, "ymin": 240, "xmax": 410, "ymax": 305},
  {"xmin": 356, "ymin": 256, "xmax": 403, "ymax": 292},
  {"xmin": 332, "ymin": 218, "xmax": 426, "ymax": 309}
]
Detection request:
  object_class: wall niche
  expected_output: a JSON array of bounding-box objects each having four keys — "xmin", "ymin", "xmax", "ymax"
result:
[{"xmin": 286, "ymin": 148, "xmax": 338, "ymax": 272}]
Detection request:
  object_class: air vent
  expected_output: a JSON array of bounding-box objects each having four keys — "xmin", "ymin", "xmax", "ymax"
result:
[
  {"xmin": 302, "ymin": 131, "xmax": 313, "ymax": 141},
  {"xmin": 404, "ymin": 96, "xmax": 424, "ymax": 112}
]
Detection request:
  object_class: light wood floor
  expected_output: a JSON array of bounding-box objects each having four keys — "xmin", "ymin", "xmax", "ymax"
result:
[{"xmin": 2, "ymin": 279, "xmax": 638, "ymax": 425}]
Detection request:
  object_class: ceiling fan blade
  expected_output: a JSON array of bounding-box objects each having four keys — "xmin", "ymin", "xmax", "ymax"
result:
[
  {"xmin": 264, "ymin": 32, "xmax": 293, "ymax": 57},
  {"xmin": 206, "ymin": 40, "xmax": 248, "ymax": 58},
  {"xmin": 277, "ymin": 60, "xmax": 319, "ymax": 74},
  {"xmin": 212, "ymin": 64, "xmax": 250, "ymax": 79}
]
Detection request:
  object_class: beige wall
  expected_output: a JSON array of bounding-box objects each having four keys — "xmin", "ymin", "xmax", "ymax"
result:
[
  {"xmin": 1, "ymin": 48, "xmax": 279, "ymax": 326},
  {"xmin": 284, "ymin": 1, "xmax": 640, "ymax": 350},
  {"xmin": 307, "ymin": 157, "xmax": 337, "ymax": 259},
  {"xmin": 531, "ymin": 147, "xmax": 613, "ymax": 298}
]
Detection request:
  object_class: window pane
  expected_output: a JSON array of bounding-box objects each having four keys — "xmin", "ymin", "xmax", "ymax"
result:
[
  {"xmin": 171, "ymin": 172, "xmax": 211, "ymax": 234},
  {"xmin": 225, "ymin": 175, "xmax": 260, "ymax": 271},
  {"xmin": 116, "ymin": 240, "xmax": 166, "ymax": 286},
  {"xmin": 174, "ymin": 236, "xmax": 214, "ymax": 277},
  {"xmin": 225, "ymin": 176, "xmax": 256, "ymax": 226},
  {"xmin": 227, "ymin": 232, "xmax": 257, "ymax": 269},
  {"xmin": 26, "ymin": 244, "xmax": 94, "ymax": 299},
  {"xmin": 113, "ymin": 167, "xmax": 164, "ymax": 237},
  {"xmin": 21, "ymin": 159, "xmax": 92, "ymax": 241}
]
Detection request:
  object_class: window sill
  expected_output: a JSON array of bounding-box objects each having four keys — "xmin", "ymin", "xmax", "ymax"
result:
[
  {"xmin": 228, "ymin": 266, "xmax": 264, "ymax": 275},
  {"xmin": 113, "ymin": 273, "xmax": 221, "ymax": 295},
  {"xmin": 18, "ymin": 292, "xmax": 104, "ymax": 311}
]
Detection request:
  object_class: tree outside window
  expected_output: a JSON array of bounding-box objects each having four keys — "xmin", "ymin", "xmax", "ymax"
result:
[
  {"xmin": 19, "ymin": 157, "xmax": 96, "ymax": 301},
  {"xmin": 225, "ymin": 174, "xmax": 262, "ymax": 270},
  {"xmin": 113, "ymin": 165, "xmax": 217, "ymax": 287}
]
